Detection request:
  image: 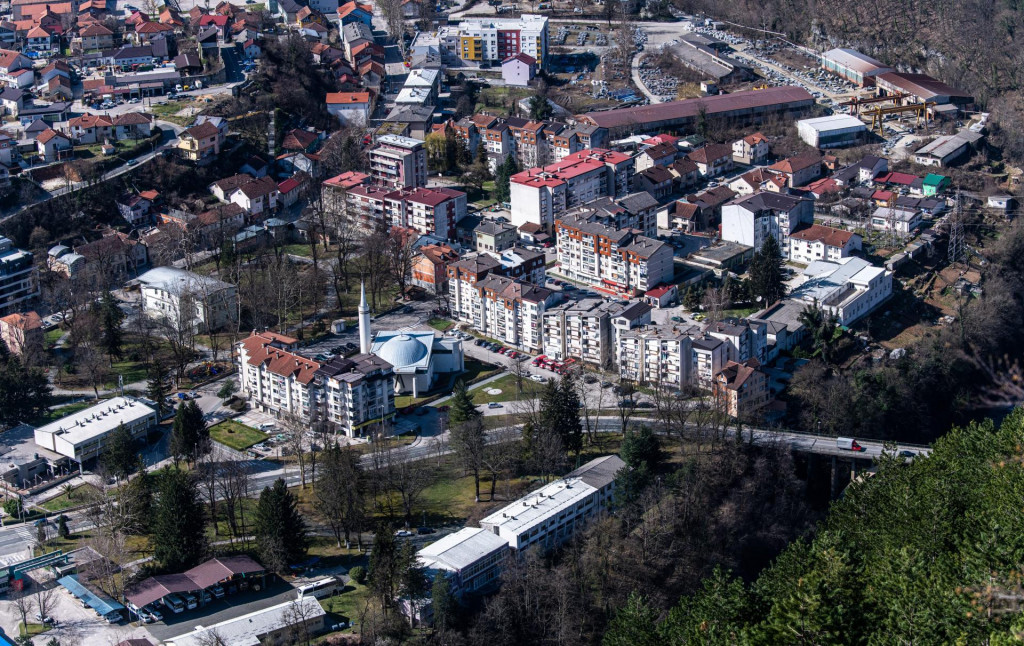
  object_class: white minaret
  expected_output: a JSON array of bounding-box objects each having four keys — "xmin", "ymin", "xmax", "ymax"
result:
[{"xmin": 358, "ymin": 280, "xmax": 371, "ymax": 355}]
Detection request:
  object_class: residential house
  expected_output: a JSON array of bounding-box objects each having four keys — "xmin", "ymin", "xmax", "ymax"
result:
[
  {"xmin": 0, "ymin": 87, "xmax": 24, "ymax": 115},
  {"xmin": 635, "ymin": 141, "xmax": 679, "ymax": 173},
  {"xmin": 732, "ymin": 132, "xmax": 769, "ymax": 165},
  {"xmin": 177, "ymin": 121, "xmax": 224, "ymax": 162},
  {"xmin": 713, "ymin": 359, "xmax": 769, "ymax": 419},
  {"xmin": 475, "ymin": 220, "xmax": 517, "ymax": 252},
  {"xmin": 721, "ymin": 192, "xmax": 814, "ymax": 257},
  {"xmin": 687, "ymin": 143, "xmax": 733, "ymax": 177},
  {"xmin": 229, "ymin": 175, "xmax": 280, "ymax": 216},
  {"xmin": 768, "ymin": 152, "xmax": 822, "ymax": 188},
  {"xmin": 137, "ymin": 266, "xmax": 238, "ymax": 332},
  {"xmin": 36, "ymin": 128, "xmax": 71, "ymax": 161},
  {"xmin": 116, "ymin": 192, "xmax": 153, "ymax": 226},
  {"xmin": 326, "ymin": 91, "xmax": 372, "ymax": 127},
  {"xmin": 77, "ymin": 22, "xmax": 113, "ymax": 49},
  {"xmin": 501, "ymin": 52, "xmax": 535, "ymax": 87},
  {"xmin": 0, "ymin": 311, "xmax": 42, "ymax": 356},
  {"xmin": 869, "ymin": 206, "xmax": 922, "ymax": 235},
  {"xmin": 728, "ymin": 167, "xmax": 788, "ymax": 196},
  {"xmin": 0, "ymin": 49, "xmax": 33, "ymax": 88},
  {"xmin": 788, "ymin": 224, "xmax": 862, "ymax": 264},
  {"xmin": 411, "ymin": 243, "xmax": 458, "ymax": 294},
  {"xmin": 634, "ymin": 166, "xmax": 674, "ymax": 200}
]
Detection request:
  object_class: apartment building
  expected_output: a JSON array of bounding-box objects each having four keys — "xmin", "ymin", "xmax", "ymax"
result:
[
  {"xmin": 487, "ymin": 246, "xmax": 546, "ymax": 285},
  {"xmin": 346, "ymin": 185, "xmax": 466, "ymax": 237},
  {"xmin": 713, "ymin": 359, "xmax": 769, "ymax": 419},
  {"xmin": 480, "ymin": 455, "xmax": 624, "ymax": 550},
  {"xmin": 417, "ymin": 528, "xmax": 510, "ymax": 599},
  {"xmin": 720, "ymin": 192, "xmax": 814, "ymax": 258},
  {"xmin": 510, "ymin": 149, "xmax": 632, "ymax": 230},
  {"xmin": 691, "ymin": 335, "xmax": 728, "ymax": 387},
  {"xmin": 474, "ymin": 274, "xmax": 553, "ymax": 351},
  {"xmin": 315, "ymin": 353, "xmax": 396, "ymax": 437},
  {"xmin": 447, "ymin": 254, "xmax": 502, "ymax": 323},
  {"xmin": 475, "ymin": 220, "xmax": 517, "ymax": 252},
  {"xmin": 559, "ymin": 192, "xmax": 659, "ymax": 238},
  {"xmin": 368, "ymin": 134, "xmax": 427, "ymax": 189},
  {"xmin": 706, "ymin": 319, "xmax": 768, "ymax": 364},
  {"xmin": 555, "ymin": 213, "xmax": 673, "ymax": 296},
  {"xmin": 0, "ymin": 236, "xmax": 37, "ymax": 316},
  {"xmin": 455, "ymin": 14, "xmax": 548, "ymax": 68},
  {"xmin": 508, "ymin": 119, "xmax": 550, "ymax": 168},
  {"xmin": 411, "ymin": 243, "xmax": 459, "ymax": 294},
  {"xmin": 482, "ymin": 120, "xmax": 512, "ymax": 173},
  {"xmin": 236, "ymin": 331, "xmax": 320, "ymax": 421},
  {"xmin": 137, "ymin": 266, "xmax": 237, "ymax": 333},
  {"xmin": 617, "ymin": 325, "xmax": 693, "ymax": 388},
  {"xmin": 541, "ymin": 298, "xmax": 618, "ymax": 367}
]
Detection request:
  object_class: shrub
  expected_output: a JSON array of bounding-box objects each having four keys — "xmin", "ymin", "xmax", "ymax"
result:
[{"xmin": 348, "ymin": 565, "xmax": 366, "ymax": 584}]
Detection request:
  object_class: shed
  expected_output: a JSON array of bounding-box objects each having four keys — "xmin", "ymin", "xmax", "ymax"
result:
[{"xmin": 58, "ymin": 574, "xmax": 125, "ymax": 621}]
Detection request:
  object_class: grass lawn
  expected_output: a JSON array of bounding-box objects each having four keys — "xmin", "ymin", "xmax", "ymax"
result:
[
  {"xmin": 210, "ymin": 420, "xmax": 267, "ymax": 451},
  {"xmin": 460, "ymin": 357, "xmax": 501, "ymax": 384},
  {"xmin": 722, "ymin": 306, "xmax": 760, "ymax": 318},
  {"xmin": 467, "ymin": 373, "xmax": 544, "ymax": 404},
  {"xmin": 44, "ymin": 327, "xmax": 63, "ymax": 348},
  {"xmin": 394, "ymin": 394, "xmax": 431, "ymax": 409},
  {"xmin": 39, "ymin": 484, "xmax": 101, "ymax": 512},
  {"xmin": 279, "ymin": 243, "xmax": 313, "ymax": 258},
  {"xmin": 320, "ymin": 583, "xmax": 371, "ymax": 633},
  {"xmin": 19, "ymin": 623, "xmax": 51, "ymax": 638},
  {"xmin": 427, "ymin": 318, "xmax": 453, "ymax": 332}
]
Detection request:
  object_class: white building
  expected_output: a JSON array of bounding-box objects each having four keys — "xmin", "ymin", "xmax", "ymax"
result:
[
  {"xmin": 797, "ymin": 114, "xmax": 868, "ymax": 148},
  {"xmin": 790, "ymin": 257, "xmax": 893, "ymax": 326},
  {"xmin": 370, "ymin": 331, "xmax": 464, "ymax": 397},
  {"xmin": 541, "ymin": 298, "xmax": 619, "ymax": 367},
  {"xmin": 417, "ymin": 528, "xmax": 510, "ymax": 598},
  {"xmin": 617, "ymin": 325, "xmax": 693, "ymax": 389},
  {"xmin": 34, "ymin": 397, "xmax": 158, "ymax": 463},
  {"xmin": 473, "ymin": 275, "xmax": 554, "ymax": 352},
  {"xmin": 869, "ymin": 206, "xmax": 922, "ymax": 235},
  {"xmin": 166, "ymin": 597, "xmax": 325, "ymax": 646},
  {"xmin": 555, "ymin": 213, "xmax": 674, "ymax": 296},
  {"xmin": 788, "ymin": 224, "xmax": 863, "ymax": 264},
  {"xmin": 236, "ymin": 331, "xmax": 321, "ymax": 422},
  {"xmin": 479, "ymin": 455, "xmax": 624, "ymax": 550},
  {"xmin": 720, "ymin": 192, "xmax": 814, "ymax": 258},
  {"xmin": 315, "ymin": 352, "xmax": 397, "ymax": 437},
  {"xmin": 137, "ymin": 267, "xmax": 238, "ymax": 332},
  {"xmin": 509, "ymin": 149, "xmax": 632, "ymax": 230}
]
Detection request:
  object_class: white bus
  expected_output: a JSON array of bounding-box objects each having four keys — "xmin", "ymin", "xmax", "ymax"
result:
[{"xmin": 296, "ymin": 577, "xmax": 338, "ymax": 600}]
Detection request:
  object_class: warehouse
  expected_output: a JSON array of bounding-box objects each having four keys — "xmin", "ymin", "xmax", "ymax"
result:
[
  {"xmin": 912, "ymin": 131, "xmax": 980, "ymax": 167},
  {"xmin": 576, "ymin": 86, "xmax": 814, "ymax": 138},
  {"xmin": 820, "ymin": 48, "xmax": 891, "ymax": 86},
  {"xmin": 875, "ymin": 72, "xmax": 974, "ymax": 107},
  {"xmin": 797, "ymin": 114, "xmax": 868, "ymax": 148}
]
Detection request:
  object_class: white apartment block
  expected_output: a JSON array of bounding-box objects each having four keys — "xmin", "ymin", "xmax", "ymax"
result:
[
  {"xmin": 480, "ymin": 455, "xmax": 624, "ymax": 550},
  {"xmin": 137, "ymin": 267, "xmax": 237, "ymax": 333},
  {"xmin": 692, "ymin": 336, "xmax": 728, "ymax": 387},
  {"xmin": 455, "ymin": 14, "xmax": 548, "ymax": 67},
  {"xmin": 706, "ymin": 320, "xmax": 768, "ymax": 365},
  {"xmin": 720, "ymin": 192, "xmax": 814, "ymax": 258},
  {"xmin": 236, "ymin": 331, "xmax": 397, "ymax": 436},
  {"xmin": 474, "ymin": 274, "xmax": 553, "ymax": 351},
  {"xmin": 0, "ymin": 236, "xmax": 37, "ymax": 316},
  {"xmin": 555, "ymin": 213, "xmax": 674, "ymax": 296},
  {"xmin": 510, "ymin": 149, "xmax": 632, "ymax": 230},
  {"xmin": 541, "ymin": 298, "xmax": 618, "ymax": 367},
  {"xmin": 618, "ymin": 326, "xmax": 693, "ymax": 389}
]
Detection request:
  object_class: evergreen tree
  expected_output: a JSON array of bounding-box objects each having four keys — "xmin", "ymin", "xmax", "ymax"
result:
[
  {"xmin": 620, "ymin": 425, "xmax": 661, "ymax": 472},
  {"xmin": 147, "ymin": 363, "xmax": 168, "ymax": 418},
  {"xmin": 97, "ymin": 291, "xmax": 124, "ymax": 360},
  {"xmin": 153, "ymin": 468, "xmax": 206, "ymax": 571},
  {"xmin": 217, "ymin": 379, "xmax": 237, "ymax": 400},
  {"xmin": 0, "ymin": 349, "xmax": 51, "ymax": 426},
  {"xmin": 528, "ymin": 94, "xmax": 553, "ymax": 121},
  {"xmin": 748, "ymin": 235, "xmax": 786, "ymax": 307},
  {"xmin": 255, "ymin": 478, "xmax": 308, "ymax": 573},
  {"xmin": 603, "ymin": 591, "xmax": 661, "ymax": 646},
  {"xmin": 122, "ymin": 458, "xmax": 154, "ymax": 534},
  {"xmin": 456, "ymin": 137, "xmax": 472, "ymax": 168},
  {"xmin": 430, "ymin": 571, "xmax": 458, "ymax": 632},
  {"xmin": 494, "ymin": 155, "xmax": 519, "ymax": 203},
  {"xmin": 169, "ymin": 400, "xmax": 209, "ymax": 465},
  {"xmin": 56, "ymin": 515, "xmax": 69, "ymax": 539},
  {"xmin": 659, "ymin": 567, "xmax": 751, "ymax": 644},
  {"xmin": 539, "ymin": 375, "xmax": 582, "ymax": 458},
  {"xmin": 102, "ymin": 423, "xmax": 137, "ymax": 480},
  {"xmin": 447, "ymin": 379, "xmax": 479, "ymax": 426}
]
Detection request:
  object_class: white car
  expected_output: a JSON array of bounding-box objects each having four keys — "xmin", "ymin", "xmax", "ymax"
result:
[
  {"xmin": 395, "ymin": 529, "xmax": 414, "ymax": 537},
  {"xmin": 529, "ymin": 375, "xmax": 546, "ymax": 383}
]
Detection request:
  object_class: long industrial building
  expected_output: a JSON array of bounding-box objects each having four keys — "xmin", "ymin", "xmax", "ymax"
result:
[
  {"xmin": 874, "ymin": 72, "xmax": 974, "ymax": 107},
  {"xmin": 576, "ymin": 86, "xmax": 814, "ymax": 138},
  {"xmin": 820, "ymin": 48, "xmax": 891, "ymax": 86}
]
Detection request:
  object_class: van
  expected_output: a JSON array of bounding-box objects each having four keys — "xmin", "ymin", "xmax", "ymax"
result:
[
  {"xmin": 836, "ymin": 437, "xmax": 865, "ymax": 452},
  {"xmin": 175, "ymin": 84, "xmax": 183, "ymax": 92},
  {"xmin": 163, "ymin": 594, "xmax": 185, "ymax": 614}
]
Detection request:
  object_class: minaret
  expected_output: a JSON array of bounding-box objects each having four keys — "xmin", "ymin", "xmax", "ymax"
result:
[{"xmin": 358, "ymin": 280, "xmax": 371, "ymax": 355}]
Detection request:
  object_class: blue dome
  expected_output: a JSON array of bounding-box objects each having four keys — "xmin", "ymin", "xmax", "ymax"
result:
[{"xmin": 377, "ymin": 334, "xmax": 428, "ymax": 367}]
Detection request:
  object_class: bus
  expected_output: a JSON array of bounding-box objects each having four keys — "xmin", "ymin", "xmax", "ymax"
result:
[
  {"xmin": 162, "ymin": 593, "xmax": 185, "ymax": 614},
  {"xmin": 296, "ymin": 577, "xmax": 338, "ymax": 600}
]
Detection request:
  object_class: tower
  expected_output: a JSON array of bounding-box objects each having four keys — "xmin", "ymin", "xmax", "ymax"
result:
[{"xmin": 358, "ymin": 280, "xmax": 371, "ymax": 355}]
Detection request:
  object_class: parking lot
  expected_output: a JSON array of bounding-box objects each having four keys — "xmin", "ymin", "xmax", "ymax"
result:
[{"xmin": 143, "ymin": 577, "xmax": 296, "ymax": 642}]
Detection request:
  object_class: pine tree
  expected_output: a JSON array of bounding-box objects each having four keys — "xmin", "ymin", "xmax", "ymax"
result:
[
  {"xmin": 749, "ymin": 235, "xmax": 786, "ymax": 307},
  {"xmin": 603, "ymin": 592, "xmax": 661, "ymax": 646},
  {"xmin": 659, "ymin": 567, "xmax": 751, "ymax": 644},
  {"xmin": 620, "ymin": 425, "xmax": 661, "ymax": 471},
  {"xmin": 147, "ymin": 363, "xmax": 168, "ymax": 418},
  {"xmin": 447, "ymin": 380, "xmax": 479, "ymax": 426},
  {"xmin": 102, "ymin": 423, "xmax": 137, "ymax": 480},
  {"xmin": 56, "ymin": 515, "xmax": 69, "ymax": 539},
  {"xmin": 98, "ymin": 291, "xmax": 124, "ymax": 360},
  {"xmin": 152, "ymin": 468, "xmax": 206, "ymax": 571},
  {"xmin": 255, "ymin": 478, "xmax": 308, "ymax": 573},
  {"xmin": 169, "ymin": 400, "xmax": 209, "ymax": 465},
  {"xmin": 430, "ymin": 571, "xmax": 458, "ymax": 632}
]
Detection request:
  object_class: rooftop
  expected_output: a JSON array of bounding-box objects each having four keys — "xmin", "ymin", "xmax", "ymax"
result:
[
  {"xmin": 34, "ymin": 397, "xmax": 156, "ymax": 449},
  {"xmin": 166, "ymin": 597, "xmax": 324, "ymax": 646},
  {"xmin": 417, "ymin": 527, "xmax": 508, "ymax": 573},
  {"xmin": 137, "ymin": 266, "xmax": 233, "ymax": 295}
]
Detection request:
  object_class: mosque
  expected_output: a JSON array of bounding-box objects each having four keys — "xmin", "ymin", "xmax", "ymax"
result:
[{"xmin": 358, "ymin": 283, "xmax": 465, "ymax": 397}]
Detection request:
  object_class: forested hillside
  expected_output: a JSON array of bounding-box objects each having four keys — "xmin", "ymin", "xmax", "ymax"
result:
[{"xmin": 604, "ymin": 409, "xmax": 1024, "ymax": 644}]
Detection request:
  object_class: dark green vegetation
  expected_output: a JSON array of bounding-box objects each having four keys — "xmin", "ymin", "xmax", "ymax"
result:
[{"xmin": 604, "ymin": 409, "xmax": 1024, "ymax": 645}]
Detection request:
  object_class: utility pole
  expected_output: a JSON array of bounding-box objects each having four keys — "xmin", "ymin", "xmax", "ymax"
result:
[{"xmin": 948, "ymin": 189, "xmax": 966, "ymax": 268}]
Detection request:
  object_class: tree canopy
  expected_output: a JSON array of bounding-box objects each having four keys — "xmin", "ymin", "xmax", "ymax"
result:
[
  {"xmin": 152, "ymin": 468, "xmax": 206, "ymax": 571},
  {"xmin": 255, "ymin": 478, "xmax": 308, "ymax": 573},
  {"xmin": 748, "ymin": 235, "xmax": 786, "ymax": 307}
]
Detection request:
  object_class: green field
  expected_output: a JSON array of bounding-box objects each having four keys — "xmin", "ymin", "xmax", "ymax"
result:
[
  {"xmin": 29, "ymin": 399, "xmax": 102, "ymax": 426},
  {"xmin": 467, "ymin": 373, "xmax": 544, "ymax": 404},
  {"xmin": 320, "ymin": 583, "xmax": 371, "ymax": 633},
  {"xmin": 427, "ymin": 318, "xmax": 453, "ymax": 332},
  {"xmin": 209, "ymin": 420, "xmax": 267, "ymax": 450},
  {"xmin": 39, "ymin": 484, "xmax": 101, "ymax": 512},
  {"xmin": 19, "ymin": 623, "xmax": 51, "ymax": 638}
]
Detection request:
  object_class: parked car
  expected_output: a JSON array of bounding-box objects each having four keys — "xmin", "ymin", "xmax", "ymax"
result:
[
  {"xmin": 488, "ymin": 402, "xmax": 502, "ymax": 409},
  {"xmin": 395, "ymin": 529, "xmax": 415, "ymax": 537},
  {"xmin": 258, "ymin": 422, "xmax": 276, "ymax": 431},
  {"xmin": 417, "ymin": 527, "xmax": 436, "ymax": 535}
]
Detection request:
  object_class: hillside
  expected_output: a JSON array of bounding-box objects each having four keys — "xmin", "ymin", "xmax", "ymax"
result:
[{"xmin": 605, "ymin": 408, "xmax": 1024, "ymax": 644}]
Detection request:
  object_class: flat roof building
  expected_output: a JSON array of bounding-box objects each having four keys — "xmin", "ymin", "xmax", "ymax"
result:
[
  {"xmin": 479, "ymin": 455, "xmax": 624, "ymax": 550},
  {"xmin": 820, "ymin": 48, "xmax": 891, "ymax": 86},
  {"xmin": 417, "ymin": 527, "xmax": 509, "ymax": 597},
  {"xmin": 33, "ymin": 396, "xmax": 157, "ymax": 463},
  {"xmin": 166, "ymin": 597, "xmax": 325, "ymax": 646},
  {"xmin": 797, "ymin": 114, "xmax": 868, "ymax": 148}
]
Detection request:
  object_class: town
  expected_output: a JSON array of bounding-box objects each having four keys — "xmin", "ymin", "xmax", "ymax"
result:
[{"xmin": 0, "ymin": 0, "xmax": 1017, "ymax": 641}]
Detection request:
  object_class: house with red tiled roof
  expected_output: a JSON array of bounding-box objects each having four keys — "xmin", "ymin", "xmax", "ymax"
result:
[
  {"xmin": 326, "ymin": 91, "xmax": 371, "ymax": 126},
  {"xmin": 36, "ymin": 128, "xmax": 71, "ymax": 161},
  {"xmin": 728, "ymin": 167, "xmax": 789, "ymax": 196},
  {"xmin": 788, "ymin": 224, "xmax": 862, "ymax": 264},
  {"xmin": 63, "ymin": 113, "xmax": 113, "ymax": 143},
  {"xmin": 732, "ymin": 132, "xmax": 769, "ymax": 165},
  {"xmin": 77, "ymin": 22, "xmax": 114, "ymax": 49},
  {"xmin": 337, "ymin": 1, "xmax": 372, "ymax": 27},
  {"xmin": 502, "ymin": 52, "xmax": 535, "ymax": 87},
  {"xmin": 769, "ymin": 151, "xmax": 822, "ymax": 187},
  {"xmin": 133, "ymin": 20, "xmax": 174, "ymax": 45},
  {"xmin": 411, "ymin": 243, "xmax": 459, "ymax": 294},
  {"xmin": 0, "ymin": 49, "xmax": 32, "ymax": 89},
  {"xmin": 687, "ymin": 143, "xmax": 733, "ymax": 177},
  {"xmin": 0, "ymin": 311, "xmax": 42, "ymax": 356},
  {"xmin": 178, "ymin": 121, "xmax": 224, "ymax": 162},
  {"xmin": 277, "ymin": 171, "xmax": 310, "ymax": 207},
  {"xmin": 229, "ymin": 175, "xmax": 280, "ymax": 215},
  {"xmin": 281, "ymin": 128, "xmax": 320, "ymax": 153}
]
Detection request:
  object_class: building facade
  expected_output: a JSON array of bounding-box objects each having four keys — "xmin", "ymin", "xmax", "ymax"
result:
[
  {"xmin": 0, "ymin": 236, "xmax": 37, "ymax": 316},
  {"xmin": 368, "ymin": 134, "xmax": 428, "ymax": 189},
  {"xmin": 455, "ymin": 14, "xmax": 548, "ymax": 68}
]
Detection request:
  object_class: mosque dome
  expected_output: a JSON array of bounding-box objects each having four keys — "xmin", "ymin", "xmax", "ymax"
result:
[{"xmin": 377, "ymin": 333, "xmax": 429, "ymax": 368}]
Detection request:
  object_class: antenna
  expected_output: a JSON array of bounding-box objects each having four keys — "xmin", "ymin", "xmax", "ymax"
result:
[{"xmin": 948, "ymin": 188, "xmax": 966, "ymax": 269}]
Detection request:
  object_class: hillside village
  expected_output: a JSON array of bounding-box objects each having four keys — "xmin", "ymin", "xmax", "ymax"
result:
[{"xmin": 0, "ymin": 0, "xmax": 1014, "ymax": 642}]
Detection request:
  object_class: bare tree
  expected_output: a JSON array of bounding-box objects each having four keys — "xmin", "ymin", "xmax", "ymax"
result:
[
  {"xmin": 376, "ymin": 0, "xmax": 407, "ymax": 56},
  {"xmin": 34, "ymin": 585, "xmax": 59, "ymax": 625},
  {"xmin": 218, "ymin": 455, "xmax": 252, "ymax": 544},
  {"xmin": 281, "ymin": 415, "xmax": 309, "ymax": 489},
  {"xmin": 12, "ymin": 590, "xmax": 33, "ymax": 633},
  {"xmin": 482, "ymin": 426, "xmax": 520, "ymax": 502},
  {"xmin": 371, "ymin": 427, "xmax": 434, "ymax": 527},
  {"xmin": 283, "ymin": 598, "xmax": 319, "ymax": 646}
]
